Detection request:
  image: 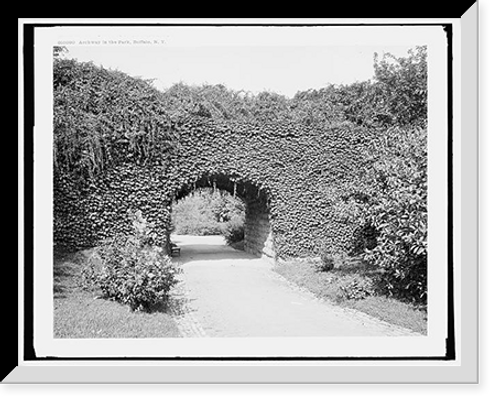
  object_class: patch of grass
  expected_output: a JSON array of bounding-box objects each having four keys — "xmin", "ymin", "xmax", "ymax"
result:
[
  {"xmin": 53, "ymin": 250, "xmax": 181, "ymax": 339},
  {"xmin": 343, "ymin": 296, "xmax": 426, "ymax": 335},
  {"xmin": 273, "ymin": 259, "xmax": 427, "ymax": 335}
]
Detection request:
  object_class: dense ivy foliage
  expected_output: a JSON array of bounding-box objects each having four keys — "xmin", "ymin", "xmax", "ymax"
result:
[
  {"xmin": 53, "ymin": 59, "xmax": 176, "ymax": 179},
  {"xmin": 54, "ymin": 112, "xmax": 373, "ymax": 258}
]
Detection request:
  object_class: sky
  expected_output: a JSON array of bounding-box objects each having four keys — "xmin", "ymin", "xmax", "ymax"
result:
[
  {"xmin": 65, "ymin": 44, "xmax": 415, "ymax": 98},
  {"xmin": 57, "ymin": 25, "xmax": 435, "ymax": 98}
]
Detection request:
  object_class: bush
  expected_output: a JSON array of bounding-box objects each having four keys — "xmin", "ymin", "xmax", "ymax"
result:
[
  {"xmin": 357, "ymin": 126, "xmax": 428, "ymax": 305},
  {"xmin": 222, "ymin": 218, "xmax": 245, "ymax": 245},
  {"xmin": 372, "ymin": 258, "xmax": 427, "ymax": 307},
  {"xmin": 81, "ymin": 210, "xmax": 180, "ymax": 312}
]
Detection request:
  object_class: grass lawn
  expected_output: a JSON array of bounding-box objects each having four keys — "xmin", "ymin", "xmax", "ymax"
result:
[
  {"xmin": 53, "ymin": 250, "xmax": 181, "ymax": 339},
  {"xmin": 272, "ymin": 259, "xmax": 427, "ymax": 335}
]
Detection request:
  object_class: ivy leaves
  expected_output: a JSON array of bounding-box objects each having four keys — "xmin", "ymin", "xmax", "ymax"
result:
[{"xmin": 53, "ymin": 59, "xmax": 175, "ymax": 179}]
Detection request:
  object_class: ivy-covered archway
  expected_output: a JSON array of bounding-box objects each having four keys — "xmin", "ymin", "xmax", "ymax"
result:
[
  {"xmin": 170, "ymin": 171, "xmax": 273, "ymax": 257},
  {"xmin": 54, "ymin": 116, "xmax": 370, "ymax": 260}
]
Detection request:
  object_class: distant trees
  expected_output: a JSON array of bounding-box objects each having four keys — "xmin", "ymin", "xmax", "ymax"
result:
[
  {"xmin": 372, "ymin": 46, "xmax": 427, "ymax": 126},
  {"xmin": 171, "ymin": 189, "xmax": 245, "ymax": 236}
]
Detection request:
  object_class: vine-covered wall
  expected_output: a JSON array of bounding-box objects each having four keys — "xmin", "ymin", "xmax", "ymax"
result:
[{"xmin": 54, "ymin": 117, "xmax": 372, "ymax": 259}]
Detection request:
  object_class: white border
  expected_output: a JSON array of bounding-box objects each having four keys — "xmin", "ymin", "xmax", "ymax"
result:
[{"xmin": 24, "ymin": 21, "xmax": 459, "ymax": 364}]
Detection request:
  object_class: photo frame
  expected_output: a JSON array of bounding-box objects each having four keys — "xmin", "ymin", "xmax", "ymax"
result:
[{"xmin": 6, "ymin": 10, "xmax": 475, "ymax": 382}]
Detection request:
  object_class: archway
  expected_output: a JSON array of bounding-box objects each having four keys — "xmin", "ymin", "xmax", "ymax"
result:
[
  {"xmin": 167, "ymin": 172, "xmax": 274, "ymax": 259},
  {"xmin": 54, "ymin": 116, "xmax": 368, "ymax": 260}
]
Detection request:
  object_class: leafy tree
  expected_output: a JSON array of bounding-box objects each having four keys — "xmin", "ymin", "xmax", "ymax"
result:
[
  {"xmin": 289, "ymin": 46, "xmax": 427, "ymax": 128},
  {"xmin": 373, "ymin": 46, "xmax": 427, "ymax": 126}
]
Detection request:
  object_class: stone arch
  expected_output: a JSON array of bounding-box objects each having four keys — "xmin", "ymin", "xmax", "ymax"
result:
[{"xmin": 169, "ymin": 170, "xmax": 275, "ymax": 259}]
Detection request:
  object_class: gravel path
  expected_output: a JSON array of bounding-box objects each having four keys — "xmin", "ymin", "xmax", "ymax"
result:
[{"xmin": 169, "ymin": 235, "xmax": 420, "ymax": 338}]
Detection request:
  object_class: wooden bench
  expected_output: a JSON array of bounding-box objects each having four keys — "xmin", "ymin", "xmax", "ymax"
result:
[{"xmin": 171, "ymin": 243, "xmax": 181, "ymax": 256}]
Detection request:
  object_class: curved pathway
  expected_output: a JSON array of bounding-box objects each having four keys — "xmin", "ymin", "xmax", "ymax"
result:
[{"xmin": 169, "ymin": 235, "xmax": 420, "ymax": 337}]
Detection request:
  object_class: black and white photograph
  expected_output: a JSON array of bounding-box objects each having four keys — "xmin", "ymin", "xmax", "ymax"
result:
[
  {"xmin": 49, "ymin": 24, "xmax": 442, "ymax": 351},
  {"xmin": 12, "ymin": 13, "xmax": 481, "ymax": 384},
  {"xmin": 43, "ymin": 23, "xmax": 450, "ymax": 357}
]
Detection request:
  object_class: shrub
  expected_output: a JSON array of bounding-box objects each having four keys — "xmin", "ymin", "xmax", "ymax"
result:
[
  {"xmin": 357, "ymin": 126, "xmax": 428, "ymax": 305},
  {"xmin": 372, "ymin": 258, "xmax": 427, "ymax": 307},
  {"xmin": 222, "ymin": 217, "xmax": 245, "ymax": 245},
  {"xmin": 81, "ymin": 210, "xmax": 180, "ymax": 312}
]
